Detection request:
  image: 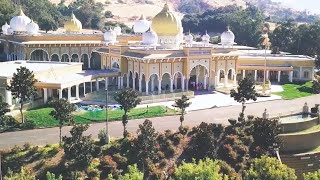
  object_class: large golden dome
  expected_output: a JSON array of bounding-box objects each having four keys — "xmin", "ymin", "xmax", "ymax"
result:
[
  {"xmin": 64, "ymin": 13, "xmax": 82, "ymax": 33},
  {"xmin": 151, "ymin": 3, "xmax": 180, "ymax": 36}
]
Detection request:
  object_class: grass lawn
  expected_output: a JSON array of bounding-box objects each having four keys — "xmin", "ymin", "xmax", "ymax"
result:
[
  {"xmin": 25, "ymin": 106, "xmax": 177, "ymax": 128},
  {"xmin": 273, "ymin": 81, "xmax": 314, "ymax": 100}
]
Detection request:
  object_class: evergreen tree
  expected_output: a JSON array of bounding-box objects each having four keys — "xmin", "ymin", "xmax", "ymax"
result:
[
  {"xmin": 7, "ymin": 67, "xmax": 37, "ymax": 123},
  {"xmin": 114, "ymin": 88, "xmax": 141, "ymax": 138},
  {"xmin": 172, "ymin": 95, "xmax": 192, "ymax": 127}
]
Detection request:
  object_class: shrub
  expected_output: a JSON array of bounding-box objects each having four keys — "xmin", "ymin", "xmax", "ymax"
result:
[
  {"xmin": 304, "ymin": 170, "xmax": 320, "ymax": 180},
  {"xmin": 312, "ymin": 76, "xmax": 320, "ymax": 94},
  {"xmin": 159, "ymin": 159, "xmax": 168, "ymax": 168},
  {"xmin": 23, "ymin": 143, "xmax": 32, "ymax": 151},
  {"xmin": 172, "ymin": 133, "xmax": 183, "ymax": 145},
  {"xmin": 157, "ymin": 151, "xmax": 165, "ymax": 159},
  {"xmin": 165, "ymin": 144, "xmax": 175, "ymax": 158},
  {"xmin": 20, "ymin": 119, "xmax": 36, "ymax": 129},
  {"xmin": 11, "ymin": 145, "xmax": 22, "ymax": 154},
  {"xmin": 113, "ymin": 153, "xmax": 128, "ymax": 168},
  {"xmin": 179, "ymin": 125, "xmax": 190, "ymax": 136},
  {"xmin": 174, "ymin": 158, "xmax": 224, "ymax": 180},
  {"xmin": 46, "ymin": 172, "xmax": 63, "ymax": 180},
  {"xmin": 4, "ymin": 167, "xmax": 36, "ymax": 180},
  {"xmin": 100, "ymin": 155, "xmax": 117, "ymax": 170},
  {"xmin": 244, "ymin": 156, "xmax": 297, "ymax": 180},
  {"xmin": 108, "ymin": 164, "xmax": 143, "ymax": 180},
  {"xmin": 164, "ymin": 129, "xmax": 173, "ymax": 138},
  {"xmin": 0, "ymin": 115, "xmax": 18, "ymax": 127}
]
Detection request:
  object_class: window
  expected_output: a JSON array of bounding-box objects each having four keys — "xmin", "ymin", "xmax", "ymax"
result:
[
  {"xmin": 293, "ymin": 71, "xmax": 298, "ymax": 78},
  {"xmin": 304, "ymin": 71, "xmax": 310, "ymax": 79}
]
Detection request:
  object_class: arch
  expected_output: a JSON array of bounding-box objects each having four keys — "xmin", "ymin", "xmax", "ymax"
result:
[
  {"xmin": 173, "ymin": 71, "xmax": 183, "ymax": 90},
  {"xmin": 141, "ymin": 74, "xmax": 146, "ymax": 92},
  {"xmin": 161, "ymin": 73, "xmax": 171, "ymax": 91},
  {"xmin": 219, "ymin": 69, "xmax": 225, "ymax": 84},
  {"xmin": 129, "ymin": 71, "xmax": 133, "ymax": 88},
  {"xmin": 134, "ymin": 72, "xmax": 139, "ymax": 90},
  {"xmin": 81, "ymin": 54, "xmax": 89, "ymax": 70},
  {"xmin": 30, "ymin": 49, "xmax": 49, "ymax": 61},
  {"xmin": 61, "ymin": 54, "xmax": 69, "ymax": 62},
  {"xmin": 71, "ymin": 54, "xmax": 79, "ymax": 62},
  {"xmin": 123, "ymin": 73, "xmax": 128, "ymax": 88},
  {"xmin": 189, "ymin": 65, "xmax": 208, "ymax": 91},
  {"xmin": 149, "ymin": 73, "xmax": 159, "ymax": 93},
  {"xmin": 228, "ymin": 69, "xmax": 235, "ymax": 80},
  {"xmin": 51, "ymin": 54, "xmax": 60, "ymax": 62},
  {"xmin": 112, "ymin": 62, "xmax": 120, "ymax": 70},
  {"xmin": 90, "ymin": 52, "xmax": 101, "ymax": 70}
]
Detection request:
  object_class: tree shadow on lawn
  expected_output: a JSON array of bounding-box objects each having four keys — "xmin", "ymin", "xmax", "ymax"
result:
[{"xmin": 297, "ymin": 86, "xmax": 313, "ymax": 94}]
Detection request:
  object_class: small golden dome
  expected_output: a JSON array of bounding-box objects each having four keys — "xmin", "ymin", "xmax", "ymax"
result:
[
  {"xmin": 151, "ymin": 3, "xmax": 180, "ymax": 36},
  {"xmin": 64, "ymin": 13, "xmax": 82, "ymax": 33}
]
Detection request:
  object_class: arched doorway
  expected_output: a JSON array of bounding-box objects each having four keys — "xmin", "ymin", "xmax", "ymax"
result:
[
  {"xmin": 173, "ymin": 72, "xmax": 183, "ymax": 90},
  {"xmin": 30, "ymin": 49, "xmax": 49, "ymax": 61},
  {"xmin": 129, "ymin": 71, "xmax": 133, "ymax": 88},
  {"xmin": 149, "ymin": 74, "xmax": 159, "ymax": 93},
  {"xmin": 61, "ymin": 54, "xmax": 69, "ymax": 62},
  {"xmin": 123, "ymin": 74, "xmax": 127, "ymax": 88},
  {"xmin": 189, "ymin": 65, "xmax": 208, "ymax": 91},
  {"xmin": 134, "ymin": 72, "xmax": 139, "ymax": 91},
  {"xmin": 161, "ymin": 73, "xmax": 171, "ymax": 92},
  {"xmin": 81, "ymin": 54, "xmax": 89, "ymax": 69},
  {"xmin": 219, "ymin": 70, "xmax": 225, "ymax": 84},
  {"xmin": 228, "ymin": 69, "xmax": 235, "ymax": 84},
  {"xmin": 71, "ymin": 54, "xmax": 79, "ymax": 62},
  {"xmin": 90, "ymin": 52, "xmax": 101, "ymax": 70},
  {"xmin": 51, "ymin": 54, "xmax": 59, "ymax": 62},
  {"xmin": 141, "ymin": 74, "xmax": 146, "ymax": 92}
]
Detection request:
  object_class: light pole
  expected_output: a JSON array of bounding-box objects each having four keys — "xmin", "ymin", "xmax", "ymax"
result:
[{"xmin": 105, "ymin": 86, "xmax": 110, "ymax": 144}]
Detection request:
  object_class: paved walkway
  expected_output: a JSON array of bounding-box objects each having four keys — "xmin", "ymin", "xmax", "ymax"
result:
[{"xmin": 0, "ymin": 94, "xmax": 319, "ymax": 149}]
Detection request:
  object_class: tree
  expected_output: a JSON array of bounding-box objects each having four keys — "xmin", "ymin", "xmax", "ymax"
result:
[
  {"xmin": 172, "ymin": 95, "xmax": 192, "ymax": 127},
  {"xmin": 270, "ymin": 20, "xmax": 298, "ymax": 53},
  {"xmin": 49, "ymin": 98, "xmax": 76, "ymax": 145},
  {"xmin": 62, "ymin": 124, "xmax": 95, "ymax": 166},
  {"xmin": 46, "ymin": 172, "xmax": 63, "ymax": 180},
  {"xmin": 114, "ymin": 88, "xmax": 141, "ymax": 138},
  {"xmin": 230, "ymin": 77, "xmax": 257, "ymax": 122},
  {"xmin": 304, "ymin": 170, "xmax": 320, "ymax": 180},
  {"xmin": 312, "ymin": 75, "xmax": 320, "ymax": 94},
  {"xmin": 0, "ymin": 0, "xmax": 15, "ymax": 27},
  {"xmin": 174, "ymin": 158, "xmax": 224, "ymax": 180},
  {"xmin": 7, "ymin": 67, "xmax": 37, "ymax": 123},
  {"xmin": 136, "ymin": 119, "xmax": 159, "ymax": 176},
  {"xmin": 244, "ymin": 156, "xmax": 297, "ymax": 180}
]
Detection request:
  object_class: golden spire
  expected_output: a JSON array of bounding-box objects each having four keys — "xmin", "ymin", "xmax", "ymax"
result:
[{"xmin": 18, "ymin": 6, "xmax": 25, "ymax": 16}]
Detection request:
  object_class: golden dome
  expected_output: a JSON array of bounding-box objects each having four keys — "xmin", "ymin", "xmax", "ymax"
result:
[
  {"xmin": 151, "ymin": 3, "xmax": 180, "ymax": 36},
  {"xmin": 64, "ymin": 13, "xmax": 82, "ymax": 33}
]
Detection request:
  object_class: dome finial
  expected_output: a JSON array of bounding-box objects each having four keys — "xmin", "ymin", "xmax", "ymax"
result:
[
  {"xmin": 19, "ymin": 6, "xmax": 25, "ymax": 16},
  {"xmin": 139, "ymin": 14, "xmax": 145, "ymax": 20},
  {"xmin": 162, "ymin": 2, "xmax": 169, "ymax": 12}
]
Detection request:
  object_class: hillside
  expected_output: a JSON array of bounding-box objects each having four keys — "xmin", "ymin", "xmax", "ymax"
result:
[{"xmin": 50, "ymin": 0, "xmax": 319, "ymax": 26}]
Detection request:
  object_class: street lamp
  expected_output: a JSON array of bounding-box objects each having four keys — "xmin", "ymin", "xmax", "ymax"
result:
[{"xmin": 105, "ymin": 86, "xmax": 110, "ymax": 144}]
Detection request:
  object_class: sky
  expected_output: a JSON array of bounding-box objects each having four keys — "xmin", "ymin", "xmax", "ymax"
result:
[{"xmin": 272, "ymin": 0, "xmax": 320, "ymax": 14}]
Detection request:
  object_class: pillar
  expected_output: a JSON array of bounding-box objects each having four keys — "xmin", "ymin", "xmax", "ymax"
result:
[
  {"xmin": 289, "ymin": 71, "xmax": 293, "ymax": 82},
  {"xmin": 196, "ymin": 75, "xmax": 199, "ymax": 90},
  {"xmin": 132, "ymin": 76, "xmax": 136, "ymax": 90},
  {"xmin": 266, "ymin": 70, "xmax": 269, "ymax": 80},
  {"xmin": 145, "ymin": 80, "xmax": 149, "ymax": 95},
  {"xmin": 76, "ymin": 85, "xmax": 80, "ymax": 100},
  {"xmin": 170, "ymin": 78, "xmax": 173, "ymax": 93},
  {"xmin": 151, "ymin": 77, "xmax": 155, "ymax": 92},
  {"xmin": 118, "ymin": 77, "xmax": 121, "ymax": 89},
  {"xmin": 181, "ymin": 77, "xmax": 185, "ymax": 91},
  {"xmin": 204, "ymin": 75, "xmax": 207, "ymax": 90},
  {"xmin": 88, "ymin": 59, "xmax": 91, "ymax": 69},
  {"xmin": 96, "ymin": 79, "xmax": 100, "ymax": 91},
  {"xmin": 158, "ymin": 79, "xmax": 161, "ymax": 94},
  {"xmin": 58, "ymin": 89, "xmax": 63, "ymax": 99},
  {"xmin": 242, "ymin": 70, "xmax": 245, "ymax": 79},
  {"xmin": 277, "ymin": 71, "xmax": 281, "ymax": 82},
  {"xmin": 105, "ymin": 77, "xmax": 109, "ymax": 90},
  {"xmin": 174, "ymin": 76, "xmax": 178, "ymax": 88},
  {"xmin": 43, "ymin": 88, "xmax": 48, "ymax": 103},
  {"xmin": 127, "ymin": 75, "xmax": 130, "ymax": 88},
  {"xmin": 186, "ymin": 78, "xmax": 189, "ymax": 91},
  {"xmin": 83, "ymin": 83, "xmax": 86, "ymax": 95},
  {"xmin": 224, "ymin": 73, "xmax": 228, "ymax": 87},
  {"xmin": 67, "ymin": 87, "xmax": 71, "ymax": 102},
  {"xmin": 254, "ymin": 70, "xmax": 257, "ymax": 81},
  {"xmin": 90, "ymin": 81, "xmax": 93, "ymax": 92},
  {"xmin": 5, "ymin": 90, "xmax": 12, "ymax": 106},
  {"xmin": 120, "ymin": 76, "xmax": 124, "ymax": 88},
  {"xmin": 139, "ymin": 78, "xmax": 142, "ymax": 93},
  {"xmin": 300, "ymin": 66, "xmax": 303, "ymax": 80},
  {"xmin": 233, "ymin": 73, "xmax": 237, "ymax": 85}
]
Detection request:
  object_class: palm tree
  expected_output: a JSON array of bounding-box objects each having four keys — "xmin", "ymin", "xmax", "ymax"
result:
[
  {"xmin": 172, "ymin": 95, "xmax": 192, "ymax": 127},
  {"xmin": 114, "ymin": 88, "xmax": 141, "ymax": 138}
]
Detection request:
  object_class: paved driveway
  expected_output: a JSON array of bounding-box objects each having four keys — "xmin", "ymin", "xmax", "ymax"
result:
[{"xmin": 0, "ymin": 94, "xmax": 319, "ymax": 149}]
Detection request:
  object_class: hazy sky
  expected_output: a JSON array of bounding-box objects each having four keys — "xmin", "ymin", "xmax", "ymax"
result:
[{"xmin": 272, "ymin": 0, "xmax": 320, "ymax": 14}]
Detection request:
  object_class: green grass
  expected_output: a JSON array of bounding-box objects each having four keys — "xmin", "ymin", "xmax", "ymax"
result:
[
  {"xmin": 25, "ymin": 106, "xmax": 177, "ymax": 128},
  {"xmin": 273, "ymin": 81, "xmax": 313, "ymax": 100}
]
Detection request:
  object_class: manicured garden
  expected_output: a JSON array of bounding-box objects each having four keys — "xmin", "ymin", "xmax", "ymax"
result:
[
  {"xmin": 273, "ymin": 81, "xmax": 314, "ymax": 100},
  {"xmin": 25, "ymin": 106, "xmax": 177, "ymax": 128}
]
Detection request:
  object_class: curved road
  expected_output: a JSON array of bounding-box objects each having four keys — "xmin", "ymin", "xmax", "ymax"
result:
[{"xmin": 0, "ymin": 94, "xmax": 319, "ymax": 149}]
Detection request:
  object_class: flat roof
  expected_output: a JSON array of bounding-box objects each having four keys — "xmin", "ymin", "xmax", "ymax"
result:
[
  {"xmin": 239, "ymin": 55, "xmax": 314, "ymax": 61},
  {"xmin": 0, "ymin": 61, "xmax": 80, "ymax": 78}
]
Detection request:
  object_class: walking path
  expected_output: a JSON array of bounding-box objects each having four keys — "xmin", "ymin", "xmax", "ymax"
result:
[{"xmin": 0, "ymin": 94, "xmax": 319, "ymax": 150}]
